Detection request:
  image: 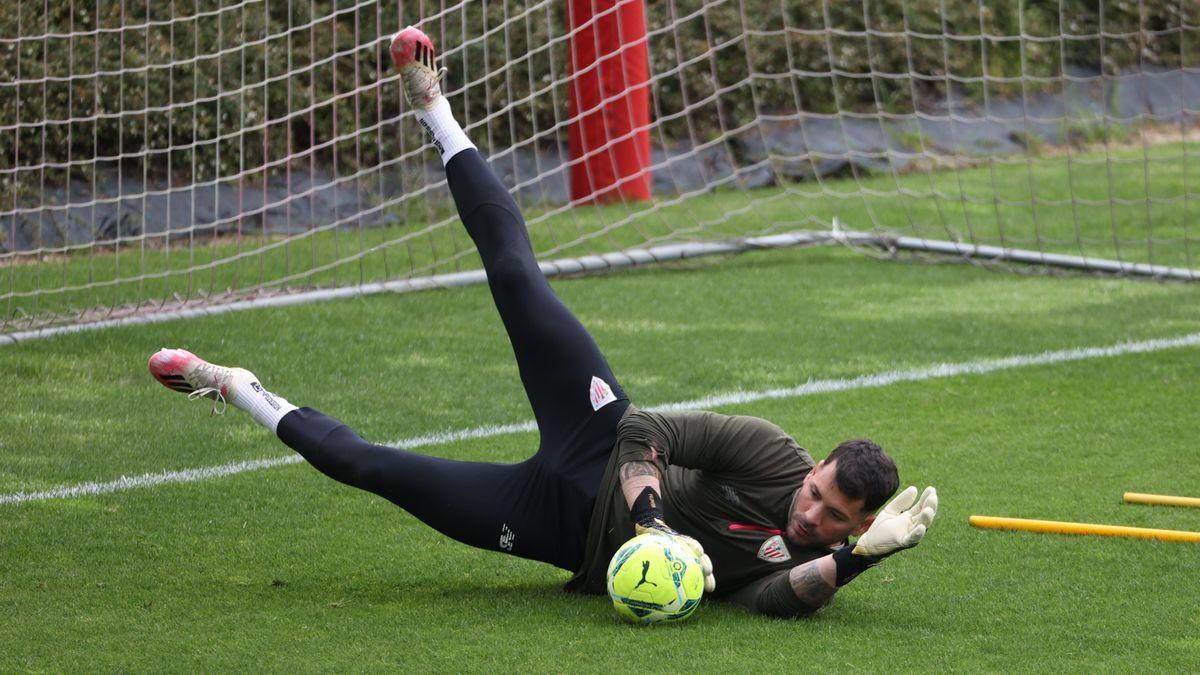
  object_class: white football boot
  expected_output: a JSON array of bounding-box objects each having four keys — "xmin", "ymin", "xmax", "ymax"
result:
[
  {"xmin": 389, "ymin": 26, "xmax": 447, "ymax": 111},
  {"xmin": 148, "ymin": 348, "xmax": 255, "ymax": 414}
]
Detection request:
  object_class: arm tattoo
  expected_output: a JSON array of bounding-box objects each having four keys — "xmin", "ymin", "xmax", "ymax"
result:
[
  {"xmin": 787, "ymin": 559, "xmax": 837, "ymax": 612},
  {"xmin": 619, "ymin": 460, "xmax": 661, "ymax": 481}
]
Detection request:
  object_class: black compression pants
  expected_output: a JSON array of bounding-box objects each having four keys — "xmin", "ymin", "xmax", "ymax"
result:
[{"xmin": 276, "ymin": 149, "xmax": 630, "ymax": 572}]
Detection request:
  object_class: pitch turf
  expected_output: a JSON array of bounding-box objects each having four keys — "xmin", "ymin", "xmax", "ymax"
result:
[{"xmin": 2, "ymin": 246, "xmax": 1199, "ymax": 671}]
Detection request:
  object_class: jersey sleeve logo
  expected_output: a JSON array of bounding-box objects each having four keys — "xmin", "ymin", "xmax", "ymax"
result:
[
  {"xmin": 757, "ymin": 534, "xmax": 792, "ymax": 563},
  {"xmin": 589, "ymin": 376, "xmax": 617, "ymax": 411}
]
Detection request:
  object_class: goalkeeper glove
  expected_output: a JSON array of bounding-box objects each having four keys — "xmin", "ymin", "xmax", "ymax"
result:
[
  {"xmin": 631, "ymin": 487, "xmax": 716, "ymax": 593},
  {"xmin": 832, "ymin": 485, "xmax": 938, "ymax": 586}
]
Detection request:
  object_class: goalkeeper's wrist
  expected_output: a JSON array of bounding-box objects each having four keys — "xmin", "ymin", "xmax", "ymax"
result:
[
  {"xmin": 630, "ymin": 486, "xmax": 664, "ymax": 527},
  {"xmin": 831, "ymin": 544, "xmax": 883, "ymax": 587}
]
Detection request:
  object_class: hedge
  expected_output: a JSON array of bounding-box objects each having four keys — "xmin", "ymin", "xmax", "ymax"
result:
[{"xmin": 0, "ymin": 0, "xmax": 1190, "ymax": 197}]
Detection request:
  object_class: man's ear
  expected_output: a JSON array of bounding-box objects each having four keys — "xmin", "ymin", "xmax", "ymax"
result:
[
  {"xmin": 801, "ymin": 460, "xmax": 823, "ymax": 487},
  {"xmin": 851, "ymin": 513, "xmax": 875, "ymax": 537}
]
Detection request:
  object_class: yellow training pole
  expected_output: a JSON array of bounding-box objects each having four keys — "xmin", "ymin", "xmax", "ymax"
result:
[
  {"xmin": 969, "ymin": 515, "xmax": 1200, "ymax": 543},
  {"xmin": 1123, "ymin": 492, "xmax": 1200, "ymax": 509}
]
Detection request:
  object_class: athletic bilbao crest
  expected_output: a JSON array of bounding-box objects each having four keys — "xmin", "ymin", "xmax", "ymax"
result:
[
  {"xmin": 589, "ymin": 376, "xmax": 617, "ymax": 411},
  {"xmin": 757, "ymin": 535, "xmax": 792, "ymax": 563}
]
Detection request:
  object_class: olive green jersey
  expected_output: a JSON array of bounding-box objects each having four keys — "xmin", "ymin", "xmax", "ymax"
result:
[{"xmin": 565, "ymin": 406, "xmax": 836, "ymax": 617}]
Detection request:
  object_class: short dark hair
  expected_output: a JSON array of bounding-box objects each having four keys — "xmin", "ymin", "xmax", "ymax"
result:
[{"xmin": 826, "ymin": 439, "xmax": 899, "ymax": 513}]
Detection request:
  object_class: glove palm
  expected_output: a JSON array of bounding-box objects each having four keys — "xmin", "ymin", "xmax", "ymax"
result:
[{"xmin": 852, "ymin": 485, "xmax": 938, "ymax": 557}]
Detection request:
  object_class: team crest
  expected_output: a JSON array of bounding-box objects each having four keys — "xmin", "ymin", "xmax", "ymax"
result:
[
  {"xmin": 589, "ymin": 376, "xmax": 617, "ymax": 411},
  {"xmin": 757, "ymin": 535, "xmax": 792, "ymax": 563}
]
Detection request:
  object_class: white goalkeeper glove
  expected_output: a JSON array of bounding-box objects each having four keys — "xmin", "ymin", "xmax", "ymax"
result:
[
  {"xmin": 635, "ymin": 519, "xmax": 717, "ymax": 593},
  {"xmin": 831, "ymin": 485, "xmax": 937, "ymax": 586},
  {"xmin": 853, "ymin": 485, "xmax": 938, "ymax": 556}
]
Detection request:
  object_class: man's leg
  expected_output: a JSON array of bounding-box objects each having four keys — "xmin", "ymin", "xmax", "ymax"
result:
[
  {"xmin": 392, "ymin": 26, "xmax": 629, "ymax": 456},
  {"xmin": 275, "ymin": 408, "xmax": 557, "ymax": 560},
  {"xmin": 447, "ymin": 149, "xmax": 630, "ymax": 449},
  {"xmin": 148, "ymin": 348, "xmax": 582, "ymax": 569}
]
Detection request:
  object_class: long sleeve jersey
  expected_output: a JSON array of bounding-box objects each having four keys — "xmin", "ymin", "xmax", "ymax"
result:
[{"xmin": 564, "ymin": 406, "xmax": 836, "ymax": 617}]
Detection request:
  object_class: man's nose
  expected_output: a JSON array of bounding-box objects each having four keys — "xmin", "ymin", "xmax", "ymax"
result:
[{"xmin": 804, "ymin": 505, "xmax": 822, "ymax": 527}]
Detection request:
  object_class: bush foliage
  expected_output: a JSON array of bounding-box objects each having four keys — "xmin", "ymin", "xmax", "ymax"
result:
[{"xmin": 0, "ymin": 0, "xmax": 1191, "ymax": 193}]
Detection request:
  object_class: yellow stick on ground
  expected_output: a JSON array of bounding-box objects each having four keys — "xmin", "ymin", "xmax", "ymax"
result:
[
  {"xmin": 968, "ymin": 515, "xmax": 1200, "ymax": 543},
  {"xmin": 1123, "ymin": 492, "xmax": 1200, "ymax": 509}
]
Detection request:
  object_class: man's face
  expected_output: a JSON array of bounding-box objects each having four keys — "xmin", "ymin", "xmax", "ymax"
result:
[{"xmin": 785, "ymin": 459, "xmax": 874, "ymax": 547}]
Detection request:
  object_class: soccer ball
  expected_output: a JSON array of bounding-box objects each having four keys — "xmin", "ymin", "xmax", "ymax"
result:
[{"xmin": 605, "ymin": 532, "xmax": 705, "ymax": 624}]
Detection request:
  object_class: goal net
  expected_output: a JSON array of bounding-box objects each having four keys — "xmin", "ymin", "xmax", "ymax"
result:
[{"xmin": 2, "ymin": 0, "xmax": 1197, "ymax": 339}]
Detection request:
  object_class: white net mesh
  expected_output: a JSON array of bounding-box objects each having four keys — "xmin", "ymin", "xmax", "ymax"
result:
[{"xmin": 2, "ymin": 0, "xmax": 1198, "ymax": 336}]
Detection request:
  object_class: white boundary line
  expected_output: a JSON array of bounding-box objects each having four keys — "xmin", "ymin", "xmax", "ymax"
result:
[{"xmin": 3, "ymin": 331, "xmax": 1198, "ymax": 506}]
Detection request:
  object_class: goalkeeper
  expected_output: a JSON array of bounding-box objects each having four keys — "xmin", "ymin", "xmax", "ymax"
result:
[{"xmin": 148, "ymin": 27, "xmax": 937, "ymax": 618}]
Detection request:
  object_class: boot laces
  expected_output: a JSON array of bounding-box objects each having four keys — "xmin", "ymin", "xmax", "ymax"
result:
[{"xmin": 188, "ymin": 388, "xmax": 227, "ymax": 416}]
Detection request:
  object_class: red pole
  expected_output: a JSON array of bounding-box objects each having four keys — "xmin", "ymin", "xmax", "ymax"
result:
[{"xmin": 567, "ymin": 0, "xmax": 652, "ymax": 203}]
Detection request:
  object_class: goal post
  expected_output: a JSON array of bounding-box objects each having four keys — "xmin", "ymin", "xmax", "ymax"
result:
[
  {"xmin": 567, "ymin": 0, "xmax": 653, "ymax": 203},
  {"xmin": 1, "ymin": 0, "xmax": 1197, "ymax": 341}
]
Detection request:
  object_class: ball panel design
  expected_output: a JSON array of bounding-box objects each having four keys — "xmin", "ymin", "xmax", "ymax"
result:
[{"xmin": 606, "ymin": 532, "xmax": 705, "ymax": 624}]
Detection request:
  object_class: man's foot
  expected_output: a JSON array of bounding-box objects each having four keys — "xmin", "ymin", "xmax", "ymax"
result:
[
  {"xmin": 148, "ymin": 348, "xmax": 255, "ymax": 413},
  {"xmin": 389, "ymin": 26, "xmax": 447, "ymax": 111}
]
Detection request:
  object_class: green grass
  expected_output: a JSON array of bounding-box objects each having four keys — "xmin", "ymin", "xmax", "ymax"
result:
[
  {"xmin": 2, "ymin": 245, "xmax": 1199, "ymax": 671},
  {"xmin": 5, "ymin": 141, "xmax": 1200, "ymax": 332}
]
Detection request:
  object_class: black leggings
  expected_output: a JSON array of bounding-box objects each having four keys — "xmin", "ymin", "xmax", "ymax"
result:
[{"xmin": 276, "ymin": 149, "xmax": 629, "ymax": 572}]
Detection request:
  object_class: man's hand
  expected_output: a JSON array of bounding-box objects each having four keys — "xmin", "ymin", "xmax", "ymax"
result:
[
  {"xmin": 831, "ymin": 485, "xmax": 938, "ymax": 587},
  {"xmin": 635, "ymin": 518, "xmax": 716, "ymax": 593},
  {"xmin": 623, "ymin": 467, "xmax": 716, "ymax": 594},
  {"xmin": 853, "ymin": 485, "xmax": 938, "ymax": 556}
]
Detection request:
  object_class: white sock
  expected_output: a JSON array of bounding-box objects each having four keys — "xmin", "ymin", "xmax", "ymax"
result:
[
  {"xmin": 231, "ymin": 376, "xmax": 298, "ymax": 433},
  {"xmin": 416, "ymin": 97, "xmax": 475, "ymax": 165}
]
